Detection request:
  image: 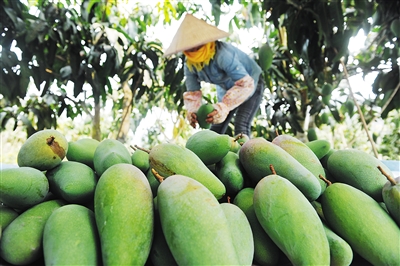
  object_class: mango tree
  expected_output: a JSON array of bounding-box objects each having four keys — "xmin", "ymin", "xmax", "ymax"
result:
[{"xmin": 0, "ymin": 0, "xmax": 194, "ymax": 142}]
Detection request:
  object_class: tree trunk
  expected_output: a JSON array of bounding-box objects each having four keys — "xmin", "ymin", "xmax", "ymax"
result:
[
  {"xmin": 92, "ymin": 101, "xmax": 101, "ymax": 141},
  {"xmin": 117, "ymin": 80, "xmax": 133, "ymax": 142}
]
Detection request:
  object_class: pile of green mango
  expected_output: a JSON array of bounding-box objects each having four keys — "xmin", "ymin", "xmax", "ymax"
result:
[{"xmin": 0, "ymin": 128, "xmax": 399, "ymax": 266}]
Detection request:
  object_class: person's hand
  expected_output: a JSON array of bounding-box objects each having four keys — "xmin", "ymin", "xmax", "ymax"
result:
[
  {"xmin": 189, "ymin": 112, "xmax": 198, "ymax": 128},
  {"xmin": 206, "ymin": 102, "xmax": 229, "ymax": 124},
  {"xmin": 183, "ymin": 90, "xmax": 202, "ymax": 127}
]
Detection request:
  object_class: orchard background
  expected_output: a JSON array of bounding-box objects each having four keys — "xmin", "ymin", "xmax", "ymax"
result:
[{"xmin": 1, "ymin": 0, "xmax": 399, "ymax": 164}]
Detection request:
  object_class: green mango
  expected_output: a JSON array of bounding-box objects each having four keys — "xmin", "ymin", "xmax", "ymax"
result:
[
  {"xmin": 196, "ymin": 103, "xmax": 214, "ymax": 129},
  {"xmin": 94, "ymin": 163, "xmax": 154, "ymax": 265},
  {"xmin": 17, "ymin": 129, "xmax": 68, "ymax": 171},
  {"xmin": 307, "ymin": 127, "xmax": 318, "ymax": 141},
  {"xmin": 43, "ymin": 204, "xmax": 101, "ymax": 265},
  {"xmin": 93, "ymin": 138, "xmax": 132, "ymax": 176},
  {"xmin": 311, "ymin": 200, "xmax": 326, "ymax": 222},
  {"xmin": 305, "ymin": 139, "xmax": 331, "ymax": 159},
  {"xmin": 149, "ymin": 142, "xmax": 226, "ymax": 199},
  {"xmin": 215, "ymin": 151, "xmax": 245, "ymax": 197},
  {"xmin": 146, "ymin": 168, "xmax": 161, "ymax": 198},
  {"xmin": 321, "ymin": 183, "xmax": 400, "ymax": 265},
  {"xmin": 0, "ymin": 206, "xmax": 18, "ymax": 232},
  {"xmin": 185, "ymin": 129, "xmax": 231, "ymax": 165},
  {"xmin": 320, "ymin": 148, "xmax": 336, "ymax": 169},
  {"xmin": 0, "ymin": 167, "xmax": 49, "ymax": 210},
  {"xmin": 66, "ymin": 138, "xmax": 99, "ymax": 169},
  {"xmin": 320, "ymin": 112, "xmax": 330, "ymax": 124},
  {"xmin": 272, "ymin": 134, "xmax": 327, "ymax": 194},
  {"xmin": 322, "ymin": 94, "xmax": 331, "ymax": 105},
  {"xmin": 382, "ymin": 176, "xmax": 400, "ymax": 226},
  {"xmin": 327, "ymin": 149, "xmax": 393, "ymax": 201},
  {"xmin": 220, "ymin": 202, "xmax": 254, "ymax": 266},
  {"xmin": 254, "ymin": 175, "xmax": 330, "ymax": 265},
  {"xmin": 258, "ymin": 42, "xmax": 274, "ymax": 71},
  {"xmin": 46, "ymin": 161, "xmax": 98, "ymax": 204},
  {"xmin": 157, "ymin": 175, "xmax": 242, "ymax": 265},
  {"xmin": 149, "ymin": 206, "xmax": 178, "ymax": 266},
  {"xmin": 229, "ymin": 136, "xmax": 241, "ymax": 153},
  {"xmin": 239, "ymin": 137, "xmax": 321, "ymax": 201},
  {"xmin": 131, "ymin": 148, "xmax": 150, "ymax": 173},
  {"xmin": 233, "ymin": 188, "xmax": 282, "ymax": 266},
  {"xmin": 321, "ymin": 83, "xmax": 333, "ymax": 95},
  {"xmin": 390, "ymin": 18, "xmax": 400, "ymax": 38},
  {"xmin": 323, "ymin": 223, "xmax": 353, "ymax": 266},
  {"xmin": 0, "ymin": 199, "xmax": 65, "ymax": 265},
  {"xmin": 229, "ymin": 133, "xmax": 250, "ymax": 153}
]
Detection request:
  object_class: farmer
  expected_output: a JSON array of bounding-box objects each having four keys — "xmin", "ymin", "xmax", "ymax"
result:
[{"xmin": 163, "ymin": 13, "xmax": 264, "ymax": 136}]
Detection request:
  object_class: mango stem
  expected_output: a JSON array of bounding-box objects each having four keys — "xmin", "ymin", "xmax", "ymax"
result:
[
  {"xmin": 269, "ymin": 164, "xmax": 277, "ymax": 175},
  {"xmin": 233, "ymin": 133, "xmax": 244, "ymax": 142},
  {"xmin": 131, "ymin": 144, "xmax": 151, "ymax": 154},
  {"xmin": 319, "ymin": 174, "xmax": 332, "ymax": 186},
  {"xmin": 151, "ymin": 168, "xmax": 164, "ymax": 183},
  {"xmin": 377, "ymin": 165, "xmax": 397, "ymax": 185}
]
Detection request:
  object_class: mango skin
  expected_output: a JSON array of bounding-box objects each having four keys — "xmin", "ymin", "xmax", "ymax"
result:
[
  {"xmin": 0, "ymin": 167, "xmax": 49, "ymax": 210},
  {"xmin": 131, "ymin": 149, "xmax": 150, "ymax": 173},
  {"xmin": 254, "ymin": 175, "xmax": 330, "ymax": 265},
  {"xmin": 66, "ymin": 138, "xmax": 99, "ymax": 169},
  {"xmin": 149, "ymin": 142, "xmax": 226, "ymax": 199},
  {"xmin": 382, "ymin": 176, "xmax": 400, "ymax": 226},
  {"xmin": 323, "ymin": 223, "xmax": 353, "ymax": 266},
  {"xmin": 146, "ymin": 168, "xmax": 161, "ymax": 197},
  {"xmin": 327, "ymin": 149, "xmax": 393, "ymax": 201},
  {"xmin": 94, "ymin": 163, "xmax": 154, "ymax": 266},
  {"xmin": 215, "ymin": 151, "xmax": 245, "ymax": 197},
  {"xmin": 17, "ymin": 129, "xmax": 68, "ymax": 171},
  {"xmin": 185, "ymin": 129, "xmax": 231, "ymax": 165},
  {"xmin": 272, "ymin": 134, "xmax": 327, "ymax": 194},
  {"xmin": 43, "ymin": 204, "xmax": 101, "ymax": 266},
  {"xmin": 305, "ymin": 139, "xmax": 331, "ymax": 159},
  {"xmin": 93, "ymin": 138, "xmax": 132, "ymax": 176},
  {"xmin": 157, "ymin": 175, "xmax": 241, "ymax": 265},
  {"xmin": 46, "ymin": 161, "xmax": 98, "ymax": 204},
  {"xmin": 220, "ymin": 202, "xmax": 254, "ymax": 265},
  {"xmin": 233, "ymin": 187, "xmax": 282, "ymax": 266},
  {"xmin": 321, "ymin": 183, "xmax": 400, "ymax": 265},
  {"xmin": 239, "ymin": 137, "xmax": 321, "ymax": 201},
  {"xmin": 0, "ymin": 206, "xmax": 19, "ymax": 232},
  {"xmin": 196, "ymin": 103, "xmax": 214, "ymax": 129},
  {"xmin": 149, "ymin": 206, "xmax": 178, "ymax": 266},
  {"xmin": 0, "ymin": 199, "xmax": 65, "ymax": 265}
]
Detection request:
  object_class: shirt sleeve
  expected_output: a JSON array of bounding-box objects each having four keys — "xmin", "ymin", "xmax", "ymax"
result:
[{"xmin": 184, "ymin": 64, "xmax": 201, "ymax": 92}]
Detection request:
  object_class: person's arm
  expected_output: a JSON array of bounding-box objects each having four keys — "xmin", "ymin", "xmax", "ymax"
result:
[
  {"xmin": 183, "ymin": 65, "xmax": 202, "ymax": 128},
  {"xmin": 207, "ymin": 74, "xmax": 255, "ymax": 124},
  {"xmin": 207, "ymin": 53, "xmax": 256, "ymax": 124},
  {"xmin": 183, "ymin": 90, "xmax": 202, "ymax": 128}
]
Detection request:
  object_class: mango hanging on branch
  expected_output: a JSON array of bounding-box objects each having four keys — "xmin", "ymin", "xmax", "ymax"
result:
[
  {"xmin": 258, "ymin": 43, "xmax": 273, "ymax": 71},
  {"xmin": 321, "ymin": 83, "xmax": 334, "ymax": 105},
  {"xmin": 390, "ymin": 18, "xmax": 400, "ymax": 38}
]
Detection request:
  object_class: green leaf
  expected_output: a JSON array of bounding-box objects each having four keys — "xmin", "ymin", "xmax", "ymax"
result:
[{"xmin": 18, "ymin": 63, "xmax": 31, "ymax": 98}]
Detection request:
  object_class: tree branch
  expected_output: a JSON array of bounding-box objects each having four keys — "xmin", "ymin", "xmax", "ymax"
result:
[{"xmin": 340, "ymin": 60, "xmax": 379, "ymax": 158}]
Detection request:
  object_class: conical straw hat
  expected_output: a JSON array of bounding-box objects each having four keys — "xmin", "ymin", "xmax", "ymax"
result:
[{"xmin": 163, "ymin": 13, "xmax": 230, "ymax": 57}]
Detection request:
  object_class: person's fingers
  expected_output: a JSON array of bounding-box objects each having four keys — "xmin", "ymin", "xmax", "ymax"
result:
[{"xmin": 206, "ymin": 110, "xmax": 218, "ymax": 118}]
